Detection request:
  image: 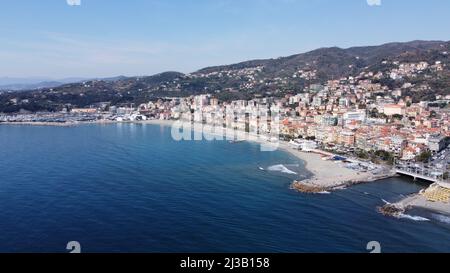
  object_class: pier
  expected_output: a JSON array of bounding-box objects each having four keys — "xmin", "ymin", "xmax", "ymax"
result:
[{"xmin": 395, "ymin": 167, "xmax": 440, "ymax": 183}]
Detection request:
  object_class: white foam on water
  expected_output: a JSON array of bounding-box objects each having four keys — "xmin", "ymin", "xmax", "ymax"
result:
[
  {"xmin": 381, "ymin": 199, "xmax": 391, "ymax": 205},
  {"xmin": 397, "ymin": 213, "xmax": 430, "ymax": 222},
  {"xmin": 318, "ymin": 191, "xmax": 331, "ymax": 195},
  {"xmin": 267, "ymin": 164, "xmax": 297, "ymax": 175},
  {"xmin": 432, "ymin": 214, "xmax": 450, "ymax": 224}
]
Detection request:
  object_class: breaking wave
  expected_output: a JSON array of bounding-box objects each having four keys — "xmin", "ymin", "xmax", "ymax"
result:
[
  {"xmin": 267, "ymin": 164, "xmax": 297, "ymax": 175},
  {"xmin": 397, "ymin": 213, "xmax": 430, "ymax": 222}
]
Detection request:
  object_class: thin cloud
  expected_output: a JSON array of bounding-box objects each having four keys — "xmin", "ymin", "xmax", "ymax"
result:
[
  {"xmin": 367, "ymin": 0, "xmax": 382, "ymax": 6},
  {"xmin": 67, "ymin": 0, "xmax": 81, "ymax": 6}
]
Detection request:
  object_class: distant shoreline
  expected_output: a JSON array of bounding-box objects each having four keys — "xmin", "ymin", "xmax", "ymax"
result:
[
  {"xmin": 0, "ymin": 119, "xmax": 174, "ymax": 127},
  {"xmin": 0, "ymin": 121, "xmax": 78, "ymax": 126}
]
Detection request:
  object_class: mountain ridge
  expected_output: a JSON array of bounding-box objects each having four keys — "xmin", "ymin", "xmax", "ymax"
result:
[{"xmin": 0, "ymin": 40, "xmax": 449, "ymax": 113}]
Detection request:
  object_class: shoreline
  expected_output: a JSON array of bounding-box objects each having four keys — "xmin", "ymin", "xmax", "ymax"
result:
[
  {"xmin": 1, "ymin": 119, "xmax": 394, "ymax": 193},
  {"xmin": 0, "ymin": 120, "xmax": 121, "ymax": 127},
  {"xmin": 143, "ymin": 119, "xmax": 396, "ymax": 192},
  {"xmin": 0, "ymin": 121, "xmax": 79, "ymax": 127},
  {"xmin": 0, "ymin": 119, "xmax": 174, "ymax": 127},
  {"xmin": 0, "ymin": 119, "xmax": 394, "ymax": 193}
]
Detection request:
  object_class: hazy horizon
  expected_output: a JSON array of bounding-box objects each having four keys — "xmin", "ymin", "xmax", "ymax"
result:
[
  {"xmin": 1, "ymin": 39, "xmax": 449, "ymax": 83},
  {"xmin": 1, "ymin": 0, "xmax": 450, "ymax": 78}
]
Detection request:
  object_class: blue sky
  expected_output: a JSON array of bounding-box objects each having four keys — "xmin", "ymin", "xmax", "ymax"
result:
[{"xmin": 1, "ymin": 0, "xmax": 449, "ymax": 78}]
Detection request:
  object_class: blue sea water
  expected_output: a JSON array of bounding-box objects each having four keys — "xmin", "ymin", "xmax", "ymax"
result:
[{"xmin": 0, "ymin": 123, "xmax": 449, "ymax": 253}]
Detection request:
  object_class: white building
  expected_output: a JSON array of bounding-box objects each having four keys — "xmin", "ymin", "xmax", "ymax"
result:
[{"xmin": 343, "ymin": 111, "xmax": 366, "ymax": 122}]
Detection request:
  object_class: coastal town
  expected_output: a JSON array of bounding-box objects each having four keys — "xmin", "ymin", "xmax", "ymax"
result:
[
  {"xmin": 2, "ymin": 57, "xmax": 450, "ymax": 218},
  {"xmin": 4, "ymin": 0, "xmax": 450, "ymax": 255}
]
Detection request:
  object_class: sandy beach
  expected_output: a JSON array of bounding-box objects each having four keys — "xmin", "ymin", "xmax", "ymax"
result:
[
  {"xmin": 283, "ymin": 147, "xmax": 372, "ymax": 191},
  {"xmin": 284, "ymin": 145, "xmax": 394, "ymax": 192}
]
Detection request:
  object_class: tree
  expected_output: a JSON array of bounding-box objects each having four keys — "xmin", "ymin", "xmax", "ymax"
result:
[
  {"xmin": 356, "ymin": 150, "xmax": 369, "ymax": 160},
  {"xmin": 392, "ymin": 114, "xmax": 404, "ymax": 120},
  {"xmin": 369, "ymin": 108, "xmax": 379, "ymax": 118},
  {"xmin": 374, "ymin": 150, "xmax": 395, "ymax": 165},
  {"xmin": 416, "ymin": 151, "xmax": 432, "ymax": 163}
]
